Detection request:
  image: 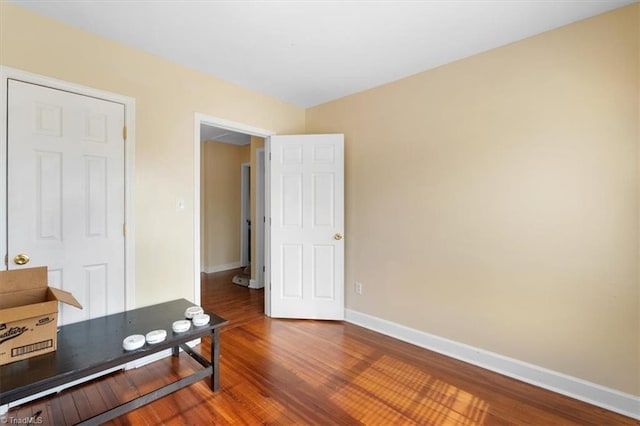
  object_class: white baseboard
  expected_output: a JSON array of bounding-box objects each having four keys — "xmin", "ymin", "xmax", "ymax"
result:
[
  {"xmin": 249, "ymin": 279, "xmax": 264, "ymax": 289},
  {"xmin": 201, "ymin": 262, "xmax": 241, "ymax": 274},
  {"xmin": 345, "ymin": 309, "xmax": 640, "ymax": 420}
]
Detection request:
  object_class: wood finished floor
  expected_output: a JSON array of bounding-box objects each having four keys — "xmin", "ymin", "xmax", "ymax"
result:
[{"xmin": 5, "ymin": 268, "xmax": 638, "ymax": 425}]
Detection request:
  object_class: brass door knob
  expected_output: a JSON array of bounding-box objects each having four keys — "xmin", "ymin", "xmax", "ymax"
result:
[
  {"xmin": 334, "ymin": 233, "xmax": 343, "ymax": 241},
  {"xmin": 14, "ymin": 253, "xmax": 30, "ymax": 265}
]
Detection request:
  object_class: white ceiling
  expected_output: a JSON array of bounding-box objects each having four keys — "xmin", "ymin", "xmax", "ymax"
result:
[
  {"xmin": 10, "ymin": 0, "xmax": 638, "ymax": 108},
  {"xmin": 201, "ymin": 124, "xmax": 251, "ymax": 145}
]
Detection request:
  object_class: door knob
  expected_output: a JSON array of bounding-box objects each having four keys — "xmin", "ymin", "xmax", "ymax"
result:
[
  {"xmin": 334, "ymin": 233, "xmax": 343, "ymax": 241},
  {"xmin": 14, "ymin": 253, "xmax": 30, "ymax": 265}
]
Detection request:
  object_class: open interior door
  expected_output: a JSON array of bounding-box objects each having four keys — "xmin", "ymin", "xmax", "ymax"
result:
[{"xmin": 267, "ymin": 134, "xmax": 344, "ymax": 319}]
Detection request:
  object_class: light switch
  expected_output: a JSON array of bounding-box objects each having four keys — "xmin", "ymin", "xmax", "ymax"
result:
[{"xmin": 176, "ymin": 198, "xmax": 185, "ymax": 211}]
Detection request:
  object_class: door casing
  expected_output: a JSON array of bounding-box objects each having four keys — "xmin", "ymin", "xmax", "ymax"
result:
[
  {"xmin": 193, "ymin": 113, "xmax": 274, "ymax": 310},
  {"xmin": 252, "ymin": 148, "xmax": 266, "ymax": 290},
  {"xmin": 0, "ymin": 66, "xmax": 136, "ymax": 310},
  {"xmin": 240, "ymin": 162, "xmax": 251, "ymax": 268}
]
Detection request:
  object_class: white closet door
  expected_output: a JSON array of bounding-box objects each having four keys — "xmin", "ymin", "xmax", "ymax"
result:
[{"xmin": 7, "ymin": 79, "xmax": 126, "ymax": 324}]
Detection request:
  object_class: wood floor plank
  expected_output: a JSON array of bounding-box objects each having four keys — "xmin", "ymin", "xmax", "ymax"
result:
[
  {"xmin": 6, "ymin": 270, "xmax": 638, "ymax": 425},
  {"xmin": 101, "ymin": 370, "xmax": 148, "ymax": 426},
  {"xmin": 46, "ymin": 393, "xmax": 66, "ymax": 425},
  {"xmin": 57, "ymin": 389, "xmax": 82, "ymax": 425}
]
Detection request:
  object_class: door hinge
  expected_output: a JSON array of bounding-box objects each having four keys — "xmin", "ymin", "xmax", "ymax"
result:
[
  {"xmin": 123, "ymin": 224, "xmax": 127, "ymax": 237},
  {"xmin": 269, "ymin": 152, "xmax": 271, "ymax": 160},
  {"xmin": 3, "ymin": 254, "xmax": 7, "ymax": 266},
  {"xmin": 263, "ymin": 265, "xmax": 265, "ymax": 272},
  {"xmin": 123, "ymin": 126, "xmax": 127, "ymax": 141}
]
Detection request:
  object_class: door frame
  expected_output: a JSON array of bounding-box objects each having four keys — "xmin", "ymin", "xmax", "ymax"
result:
[
  {"xmin": 265, "ymin": 138, "xmax": 272, "ymax": 316},
  {"xmin": 240, "ymin": 162, "xmax": 251, "ymax": 268},
  {"xmin": 0, "ymin": 66, "xmax": 137, "ymax": 310},
  {"xmin": 251, "ymin": 148, "xmax": 266, "ymax": 290},
  {"xmin": 193, "ymin": 113, "xmax": 273, "ymax": 307}
]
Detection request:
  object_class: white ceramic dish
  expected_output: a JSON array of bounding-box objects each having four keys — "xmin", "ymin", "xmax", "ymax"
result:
[
  {"xmin": 145, "ymin": 329, "xmax": 167, "ymax": 344},
  {"xmin": 185, "ymin": 306, "xmax": 204, "ymax": 319},
  {"xmin": 172, "ymin": 319, "xmax": 191, "ymax": 333},
  {"xmin": 192, "ymin": 314, "xmax": 210, "ymax": 327},
  {"xmin": 122, "ymin": 334, "xmax": 145, "ymax": 351}
]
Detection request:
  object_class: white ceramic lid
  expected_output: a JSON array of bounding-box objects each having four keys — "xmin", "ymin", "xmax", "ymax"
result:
[
  {"xmin": 145, "ymin": 329, "xmax": 167, "ymax": 344},
  {"xmin": 123, "ymin": 334, "xmax": 145, "ymax": 351},
  {"xmin": 185, "ymin": 306, "xmax": 204, "ymax": 319},
  {"xmin": 172, "ymin": 320, "xmax": 191, "ymax": 333},
  {"xmin": 192, "ymin": 313, "xmax": 210, "ymax": 327}
]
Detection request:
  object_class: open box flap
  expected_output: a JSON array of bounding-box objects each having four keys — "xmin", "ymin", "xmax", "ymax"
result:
[
  {"xmin": 48, "ymin": 287, "xmax": 83, "ymax": 309},
  {"xmin": 0, "ymin": 288, "xmax": 49, "ymax": 310},
  {"xmin": 0, "ymin": 267, "xmax": 48, "ymax": 293},
  {"xmin": 0, "ymin": 297, "xmax": 53, "ymax": 324}
]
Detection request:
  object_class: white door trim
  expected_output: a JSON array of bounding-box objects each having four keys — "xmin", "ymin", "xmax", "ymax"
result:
[
  {"xmin": 250, "ymin": 148, "xmax": 266, "ymax": 290},
  {"xmin": 193, "ymin": 113, "xmax": 274, "ymax": 306},
  {"xmin": 0, "ymin": 66, "xmax": 136, "ymax": 310},
  {"xmin": 265, "ymin": 138, "xmax": 271, "ymax": 316},
  {"xmin": 240, "ymin": 162, "xmax": 251, "ymax": 267}
]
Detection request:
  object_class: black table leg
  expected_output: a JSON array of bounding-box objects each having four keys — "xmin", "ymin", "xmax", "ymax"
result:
[
  {"xmin": 211, "ymin": 328, "xmax": 220, "ymax": 391},
  {"xmin": 172, "ymin": 346, "xmax": 179, "ymax": 357}
]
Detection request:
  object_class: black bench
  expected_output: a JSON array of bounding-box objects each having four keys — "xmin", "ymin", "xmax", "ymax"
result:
[{"xmin": 0, "ymin": 299, "xmax": 228, "ymax": 425}]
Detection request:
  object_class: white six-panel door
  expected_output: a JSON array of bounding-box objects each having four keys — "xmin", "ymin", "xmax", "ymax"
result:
[
  {"xmin": 7, "ymin": 79, "xmax": 126, "ymax": 325},
  {"xmin": 269, "ymin": 134, "xmax": 344, "ymax": 319}
]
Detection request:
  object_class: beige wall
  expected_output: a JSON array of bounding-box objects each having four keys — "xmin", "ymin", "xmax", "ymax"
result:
[
  {"xmin": 201, "ymin": 141, "xmax": 250, "ymax": 270},
  {"xmin": 0, "ymin": 3, "xmax": 305, "ymax": 307},
  {"xmin": 2, "ymin": 0, "xmax": 638, "ymax": 397},
  {"xmin": 307, "ymin": 5, "xmax": 639, "ymax": 395}
]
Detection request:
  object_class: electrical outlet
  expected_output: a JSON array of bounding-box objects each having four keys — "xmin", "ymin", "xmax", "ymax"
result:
[{"xmin": 354, "ymin": 281, "xmax": 363, "ymax": 295}]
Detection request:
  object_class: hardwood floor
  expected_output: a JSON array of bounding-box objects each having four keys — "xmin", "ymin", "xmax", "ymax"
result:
[
  {"xmin": 4, "ymin": 269, "xmax": 637, "ymax": 425},
  {"xmin": 200, "ymin": 268, "xmax": 264, "ymax": 330}
]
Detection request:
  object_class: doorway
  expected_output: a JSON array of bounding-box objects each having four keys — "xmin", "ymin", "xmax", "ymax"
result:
[
  {"xmin": 193, "ymin": 113, "xmax": 273, "ymax": 310},
  {"xmin": 195, "ymin": 116, "xmax": 346, "ymax": 321}
]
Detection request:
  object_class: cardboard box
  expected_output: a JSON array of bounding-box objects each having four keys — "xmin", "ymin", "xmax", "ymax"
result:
[{"xmin": 0, "ymin": 266, "xmax": 82, "ymax": 365}]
